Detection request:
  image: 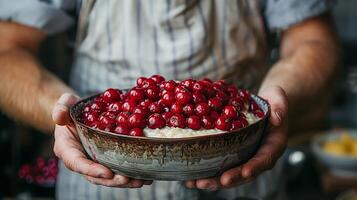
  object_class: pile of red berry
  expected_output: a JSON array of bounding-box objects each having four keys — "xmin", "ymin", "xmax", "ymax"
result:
[
  {"xmin": 81, "ymin": 75, "xmax": 264, "ymax": 137},
  {"xmin": 18, "ymin": 157, "xmax": 58, "ymax": 185}
]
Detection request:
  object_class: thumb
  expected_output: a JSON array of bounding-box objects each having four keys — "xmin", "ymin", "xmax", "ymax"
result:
[
  {"xmin": 52, "ymin": 93, "xmax": 80, "ymax": 125},
  {"xmin": 259, "ymin": 86, "xmax": 288, "ymax": 127}
]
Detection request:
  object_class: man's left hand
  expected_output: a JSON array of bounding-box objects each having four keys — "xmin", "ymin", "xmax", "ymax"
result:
[{"xmin": 185, "ymin": 86, "xmax": 288, "ymax": 190}]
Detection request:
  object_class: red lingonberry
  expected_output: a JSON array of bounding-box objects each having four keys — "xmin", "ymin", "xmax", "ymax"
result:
[
  {"xmin": 222, "ymin": 105, "xmax": 239, "ymax": 119},
  {"xmin": 208, "ymin": 97, "xmax": 222, "ymax": 111},
  {"xmin": 102, "ymin": 88, "xmax": 122, "ymax": 103},
  {"xmin": 108, "ymin": 101, "xmax": 122, "ymax": 113},
  {"xmin": 201, "ymin": 115, "xmax": 215, "ymax": 129},
  {"xmin": 215, "ymin": 116, "xmax": 232, "ymax": 131},
  {"xmin": 183, "ymin": 104, "xmax": 195, "ymax": 116},
  {"xmin": 150, "ymin": 75, "xmax": 165, "ymax": 84},
  {"xmin": 148, "ymin": 113, "xmax": 166, "ymax": 129},
  {"xmin": 187, "ymin": 115, "xmax": 201, "ymax": 130},
  {"xmin": 162, "ymin": 80, "xmax": 177, "ymax": 91},
  {"xmin": 136, "ymin": 77, "xmax": 147, "ymax": 87},
  {"xmin": 175, "ymin": 91, "xmax": 192, "ymax": 105},
  {"xmin": 168, "ymin": 114, "xmax": 186, "ymax": 128},
  {"xmin": 121, "ymin": 100, "xmax": 136, "ymax": 112},
  {"xmin": 192, "ymin": 81, "xmax": 205, "ymax": 93},
  {"xmin": 180, "ymin": 79, "xmax": 196, "ymax": 91},
  {"xmin": 129, "ymin": 128, "xmax": 144, "ymax": 137},
  {"xmin": 195, "ymin": 102, "xmax": 211, "ymax": 116},
  {"xmin": 128, "ymin": 88, "xmax": 145, "ymax": 102},
  {"xmin": 162, "ymin": 92, "xmax": 175, "ymax": 106},
  {"xmin": 145, "ymin": 86, "xmax": 160, "ymax": 100}
]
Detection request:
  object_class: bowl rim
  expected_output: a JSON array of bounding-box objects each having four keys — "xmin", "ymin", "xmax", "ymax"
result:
[
  {"xmin": 69, "ymin": 93, "xmax": 271, "ymax": 142},
  {"xmin": 311, "ymin": 130, "xmax": 357, "ymax": 161}
]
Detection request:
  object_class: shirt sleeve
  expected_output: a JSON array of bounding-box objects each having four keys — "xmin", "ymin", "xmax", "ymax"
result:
[
  {"xmin": 264, "ymin": 0, "xmax": 334, "ymax": 31},
  {"xmin": 0, "ymin": 0, "xmax": 75, "ymax": 35}
]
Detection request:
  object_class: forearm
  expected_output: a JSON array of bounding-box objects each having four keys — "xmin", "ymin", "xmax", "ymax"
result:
[
  {"xmin": 0, "ymin": 48, "xmax": 73, "ymax": 133},
  {"xmin": 259, "ymin": 15, "xmax": 339, "ymax": 130}
]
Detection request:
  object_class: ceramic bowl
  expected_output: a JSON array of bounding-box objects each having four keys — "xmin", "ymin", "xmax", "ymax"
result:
[
  {"xmin": 311, "ymin": 130, "xmax": 357, "ymax": 177},
  {"xmin": 70, "ymin": 94, "xmax": 270, "ymax": 181}
]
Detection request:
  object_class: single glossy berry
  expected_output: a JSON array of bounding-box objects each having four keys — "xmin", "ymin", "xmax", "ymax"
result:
[
  {"xmin": 145, "ymin": 86, "xmax": 160, "ymax": 100},
  {"xmin": 215, "ymin": 116, "xmax": 232, "ymax": 131},
  {"xmin": 168, "ymin": 114, "xmax": 186, "ymax": 128},
  {"xmin": 128, "ymin": 113, "xmax": 146, "ymax": 128},
  {"xmin": 222, "ymin": 105, "xmax": 239, "ymax": 119},
  {"xmin": 201, "ymin": 115, "xmax": 215, "ymax": 129},
  {"xmin": 192, "ymin": 81, "xmax": 205, "ymax": 93},
  {"xmin": 192, "ymin": 93, "xmax": 206, "ymax": 104},
  {"xmin": 128, "ymin": 88, "xmax": 145, "ymax": 102},
  {"xmin": 180, "ymin": 79, "xmax": 196, "ymax": 91},
  {"xmin": 116, "ymin": 112, "xmax": 130, "ymax": 125},
  {"xmin": 162, "ymin": 92, "xmax": 175, "ymax": 106},
  {"xmin": 121, "ymin": 100, "xmax": 136, "ymax": 112},
  {"xmin": 208, "ymin": 97, "xmax": 222, "ymax": 111},
  {"xmin": 148, "ymin": 113, "xmax": 166, "ymax": 129},
  {"xmin": 149, "ymin": 102, "xmax": 164, "ymax": 113},
  {"xmin": 183, "ymin": 104, "xmax": 195, "ymax": 116},
  {"xmin": 141, "ymin": 78, "xmax": 157, "ymax": 88},
  {"xmin": 175, "ymin": 91, "xmax": 192, "ymax": 105},
  {"xmin": 150, "ymin": 75, "xmax": 165, "ymax": 84},
  {"xmin": 136, "ymin": 77, "xmax": 147, "ymax": 87},
  {"xmin": 171, "ymin": 102, "xmax": 184, "ymax": 114},
  {"xmin": 162, "ymin": 80, "xmax": 177, "ymax": 91},
  {"xmin": 102, "ymin": 88, "xmax": 122, "ymax": 103},
  {"xmin": 129, "ymin": 128, "xmax": 144, "ymax": 137},
  {"xmin": 114, "ymin": 124, "xmax": 130, "ymax": 135},
  {"xmin": 231, "ymin": 118, "xmax": 248, "ymax": 130},
  {"xmin": 187, "ymin": 115, "xmax": 201, "ymax": 130},
  {"xmin": 108, "ymin": 102, "xmax": 122, "ymax": 113},
  {"xmin": 195, "ymin": 102, "xmax": 211, "ymax": 116}
]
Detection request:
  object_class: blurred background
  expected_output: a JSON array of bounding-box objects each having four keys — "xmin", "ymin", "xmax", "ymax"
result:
[{"xmin": 1, "ymin": 1, "xmax": 357, "ymax": 200}]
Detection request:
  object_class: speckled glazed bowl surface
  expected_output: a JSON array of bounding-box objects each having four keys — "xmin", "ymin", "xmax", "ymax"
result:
[{"xmin": 70, "ymin": 94, "xmax": 270, "ymax": 181}]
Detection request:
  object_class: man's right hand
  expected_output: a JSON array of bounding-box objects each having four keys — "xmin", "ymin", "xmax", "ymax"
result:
[{"xmin": 52, "ymin": 93, "xmax": 152, "ymax": 188}]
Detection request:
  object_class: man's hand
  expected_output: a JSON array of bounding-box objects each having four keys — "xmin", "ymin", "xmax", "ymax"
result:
[
  {"xmin": 52, "ymin": 93, "xmax": 152, "ymax": 188},
  {"xmin": 185, "ymin": 86, "xmax": 288, "ymax": 190}
]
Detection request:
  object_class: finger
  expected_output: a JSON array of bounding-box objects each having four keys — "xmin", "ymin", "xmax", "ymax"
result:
[
  {"xmin": 220, "ymin": 166, "xmax": 243, "ymax": 187},
  {"xmin": 259, "ymin": 86, "xmax": 288, "ymax": 127},
  {"xmin": 129, "ymin": 179, "xmax": 145, "ymax": 188},
  {"xmin": 185, "ymin": 180, "xmax": 196, "ymax": 189},
  {"xmin": 52, "ymin": 93, "xmax": 80, "ymax": 125},
  {"xmin": 85, "ymin": 174, "xmax": 131, "ymax": 187},
  {"xmin": 240, "ymin": 127, "xmax": 287, "ymax": 179},
  {"xmin": 195, "ymin": 178, "xmax": 221, "ymax": 190}
]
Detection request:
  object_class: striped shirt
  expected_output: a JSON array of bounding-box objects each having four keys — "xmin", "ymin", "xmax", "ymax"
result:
[{"xmin": 0, "ymin": 0, "xmax": 332, "ymax": 199}]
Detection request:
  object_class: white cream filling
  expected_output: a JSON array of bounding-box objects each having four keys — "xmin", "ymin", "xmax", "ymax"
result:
[{"xmin": 144, "ymin": 111, "xmax": 260, "ymax": 138}]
